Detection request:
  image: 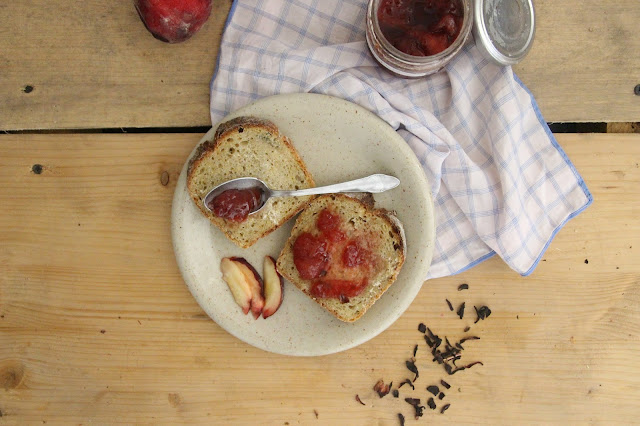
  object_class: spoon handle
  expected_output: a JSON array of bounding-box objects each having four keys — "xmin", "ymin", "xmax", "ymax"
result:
[{"xmin": 271, "ymin": 174, "xmax": 400, "ymax": 198}]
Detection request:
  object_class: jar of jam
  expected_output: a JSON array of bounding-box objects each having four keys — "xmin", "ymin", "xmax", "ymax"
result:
[{"xmin": 366, "ymin": 0, "xmax": 535, "ymax": 77}]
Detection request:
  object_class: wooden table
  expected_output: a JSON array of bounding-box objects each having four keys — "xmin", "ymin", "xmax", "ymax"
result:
[{"xmin": 1, "ymin": 1, "xmax": 639, "ymax": 424}]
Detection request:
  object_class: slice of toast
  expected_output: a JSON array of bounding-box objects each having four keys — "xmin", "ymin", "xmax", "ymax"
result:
[
  {"xmin": 187, "ymin": 116, "xmax": 315, "ymax": 248},
  {"xmin": 276, "ymin": 194, "xmax": 406, "ymax": 322}
]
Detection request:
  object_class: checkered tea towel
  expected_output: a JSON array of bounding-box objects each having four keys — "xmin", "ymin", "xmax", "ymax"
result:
[{"xmin": 209, "ymin": 0, "xmax": 592, "ymax": 279}]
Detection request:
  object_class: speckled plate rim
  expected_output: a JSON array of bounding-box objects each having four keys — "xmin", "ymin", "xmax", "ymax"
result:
[{"xmin": 171, "ymin": 93, "xmax": 435, "ymax": 356}]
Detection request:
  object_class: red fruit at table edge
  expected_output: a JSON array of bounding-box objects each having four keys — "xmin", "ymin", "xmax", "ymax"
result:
[{"xmin": 134, "ymin": 0, "xmax": 213, "ymax": 43}]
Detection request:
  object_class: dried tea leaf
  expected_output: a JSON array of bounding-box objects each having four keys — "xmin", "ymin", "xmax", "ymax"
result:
[
  {"xmin": 440, "ymin": 379, "xmax": 451, "ymax": 389},
  {"xmin": 427, "ymin": 397, "xmax": 437, "ymax": 410},
  {"xmin": 458, "ymin": 283, "xmax": 469, "ymax": 291},
  {"xmin": 424, "ymin": 334, "xmax": 434, "ymax": 348},
  {"xmin": 433, "ymin": 350, "xmax": 444, "ymax": 364},
  {"xmin": 457, "ymin": 302, "xmax": 465, "ymax": 319},
  {"xmin": 463, "ymin": 361, "xmax": 484, "ymax": 369},
  {"xmin": 398, "ymin": 413, "xmax": 405, "ymax": 426},
  {"xmin": 398, "ymin": 378, "xmax": 415, "ymax": 390},
  {"xmin": 426, "ymin": 328, "xmax": 442, "ymax": 348},
  {"xmin": 440, "ymin": 403, "xmax": 451, "ymax": 414},
  {"xmin": 392, "ymin": 389, "xmax": 399, "ymax": 398},
  {"xmin": 446, "ymin": 299, "xmax": 454, "ymax": 311},
  {"xmin": 444, "ymin": 363, "xmax": 453, "ymax": 375},
  {"xmin": 418, "ymin": 323, "xmax": 427, "ymax": 333},
  {"xmin": 355, "ymin": 394, "xmax": 365, "ymax": 406},
  {"xmin": 447, "ymin": 361, "xmax": 484, "ymax": 375},
  {"xmin": 373, "ymin": 379, "xmax": 392, "ymax": 398},
  {"xmin": 474, "ymin": 305, "xmax": 492, "ymax": 323},
  {"xmin": 404, "ymin": 398, "xmax": 425, "ymax": 419},
  {"xmin": 427, "ymin": 385, "xmax": 439, "ymax": 396},
  {"xmin": 405, "ymin": 359, "xmax": 419, "ymax": 381}
]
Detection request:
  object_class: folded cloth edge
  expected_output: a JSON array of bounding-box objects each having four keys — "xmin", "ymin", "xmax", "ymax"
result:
[{"xmin": 511, "ymin": 74, "xmax": 593, "ymax": 276}]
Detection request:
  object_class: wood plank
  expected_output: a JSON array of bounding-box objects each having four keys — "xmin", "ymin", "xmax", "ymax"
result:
[
  {"xmin": 515, "ymin": 0, "xmax": 640, "ymax": 123},
  {"xmin": 0, "ymin": 133, "xmax": 639, "ymax": 424},
  {"xmin": 0, "ymin": 0, "xmax": 232, "ymax": 131},
  {"xmin": 1, "ymin": 1, "xmax": 639, "ymax": 130}
]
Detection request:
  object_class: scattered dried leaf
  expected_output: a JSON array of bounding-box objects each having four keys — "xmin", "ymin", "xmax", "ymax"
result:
[
  {"xmin": 427, "ymin": 385, "xmax": 439, "ymax": 396},
  {"xmin": 405, "ymin": 359, "xmax": 419, "ymax": 382},
  {"xmin": 404, "ymin": 398, "xmax": 425, "ymax": 419},
  {"xmin": 457, "ymin": 302, "xmax": 465, "ymax": 319},
  {"xmin": 473, "ymin": 306, "xmax": 492, "ymax": 323},
  {"xmin": 427, "ymin": 397, "xmax": 436, "ymax": 410},
  {"xmin": 374, "ymin": 379, "xmax": 392, "ymax": 398},
  {"xmin": 398, "ymin": 378, "xmax": 415, "ymax": 390},
  {"xmin": 446, "ymin": 299, "xmax": 454, "ymax": 311}
]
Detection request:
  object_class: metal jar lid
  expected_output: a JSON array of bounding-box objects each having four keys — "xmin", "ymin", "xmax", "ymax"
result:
[{"xmin": 472, "ymin": 0, "xmax": 536, "ymax": 66}]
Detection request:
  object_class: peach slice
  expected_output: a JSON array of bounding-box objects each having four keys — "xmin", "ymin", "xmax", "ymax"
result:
[
  {"xmin": 230, "ymin": 257, "xmax": 265, "ymax": 319},
  {"xmin": 220, "ymin": 257, "xmax": 253, "ymax": 315},
  {"xmin": 262, "ymin": 256, "xmax": 284, "ymax": 319}
]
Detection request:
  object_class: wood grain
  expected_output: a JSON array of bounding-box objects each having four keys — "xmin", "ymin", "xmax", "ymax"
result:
[
  {"xmin": 1, "ymin": 1, "xmax": 639, "ymax": 130},
  {"xmin": 0, "ymin": 133, "xmax": 639, "ymax": 424},
  {"xmin": 515, "ymin": 0, "xmax": 640, "ymax": 123},
  {"xmin": 0, "ymin": 0, "xmax": 232, "ymax": 131}
]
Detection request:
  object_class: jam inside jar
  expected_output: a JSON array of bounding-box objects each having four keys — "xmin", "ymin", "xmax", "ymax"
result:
[
  {"xmin": 377, "ymin": 0, "xmax": 464, "ymax": 57},
  {"xmin": 366, "ymin": 0, "xmax": 472, "ymax": 77}
]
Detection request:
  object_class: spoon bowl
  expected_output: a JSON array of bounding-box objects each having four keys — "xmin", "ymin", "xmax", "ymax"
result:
[{"xmin": 203, "ymin": 174, "xmax": 400, "ymax": 217}]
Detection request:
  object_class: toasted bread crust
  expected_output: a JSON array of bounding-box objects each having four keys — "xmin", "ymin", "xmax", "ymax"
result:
[
  {"xmin": 187, "ymin": 116, "xmax": 315, "ymax": 248},
  {"xmin": 214, "ymin": 116, "xmax": 280, "ymax": 141},
  {"xmin": 187, "ymin": 117, "xmax": 281, "ymax": 177}
]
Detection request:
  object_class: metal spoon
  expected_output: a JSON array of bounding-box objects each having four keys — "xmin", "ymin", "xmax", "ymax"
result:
[{"xmin": 203, "ymin": 174, "xmax": 400, "ymax": 216}]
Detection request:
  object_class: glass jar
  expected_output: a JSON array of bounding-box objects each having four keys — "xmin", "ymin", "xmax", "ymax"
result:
[
  {"xmin": 366, "ymin": 0, "xmax": 473, "ymax": 77},
  {"xmin": 366, "ymin": 0, "xmax": 536, "ymax": 76},
  {"xmin": 366, "ymin": 0, "xmax": 474, "ymax": 78}
]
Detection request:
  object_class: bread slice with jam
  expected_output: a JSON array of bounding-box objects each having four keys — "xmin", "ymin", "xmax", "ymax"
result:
[
  {"xmin": 276, "ymin": 194, "xmax": 406, "ymax": 322},
  {"xmin": 187, "ymin": 116, "xmax": 315, "ymax": 248}
]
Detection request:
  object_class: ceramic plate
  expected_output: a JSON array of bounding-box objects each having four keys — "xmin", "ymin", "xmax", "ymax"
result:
[{"xmin": 171, "ymin": 93, "xmax": 435, "ymax": 356}]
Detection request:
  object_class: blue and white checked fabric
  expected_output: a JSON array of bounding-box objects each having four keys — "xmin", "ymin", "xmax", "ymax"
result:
[{"xmin": 209, "ymin": 0, "xmax": 592, "ymax": 279}]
